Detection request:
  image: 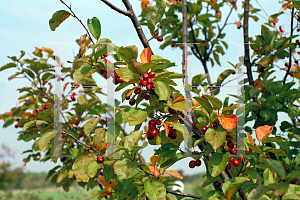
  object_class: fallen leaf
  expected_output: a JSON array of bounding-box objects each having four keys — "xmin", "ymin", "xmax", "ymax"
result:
[
  {"xmin": 140, "ymin": 47, "xmax": 152, "ymax": 64},
  {"xmin": 217, "ymin": 114, "xmax": 237, "ymax": 130},
  {"xmin": 164, "ymin": 170, "xmax": 183, "ymax": 179},
  {"xmin": 255, "ymin": 125, "xmax": 273, "ymax": 142}
]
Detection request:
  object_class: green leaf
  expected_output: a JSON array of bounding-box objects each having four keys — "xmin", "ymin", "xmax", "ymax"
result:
[
  {"xmin": 87, "ymin": 17, "xmax": 101, "ymax": 40},
  {"xmin": 116, "ymin": 68, "xmax": 134, "ymax": 82},
  {"xmin": 205, "ymin": 127, "xmax": 226, "ymax": 150},
  {"xmin": 155, "ymin": 143, "xmax": 178, "ymax": 165},
  {"xmin": 222, "ymin": 177, "xmax": 250, "ymax": 195},
  {"xmin": 202, "ymin": 95, "xmax": 222, "ymax": 110},
  {"xmin": 154, "ymin": 80, "xmax": 171, "ymax": 101},
  {"xmin": 208, "ymin": 153, "xmax": 228, "ymax": 177},
  {"xmin": 216, "ymin": 69, "xmax": 235, "ymax": 85},
  {"xmin": 93, "ymin": 128, "xmax": 106, "ymax": 147},
  {"xmin": 86, "ymin": 161, "xmax": 102, "ymax": 178},
  {"xmin": 146, "ymin": 0, "xmax": 166, "ymax": 33},
  {"xmin": 0, "ymin": 63, "xmax": 16, "ymax": 72},
  {"xmin": 170, "ymin": 101, "xmax": 185, "ymax": 111},
  {"xmin": 124, "ymin": 130, "xmax": 143, "ymax": 151},
  {"xmin": 36, "ymin": 120, "xmax": 48, "ymax": 126},
  {"xmin": 72, "ymin": 154, "xmax": 94, "ymax": 183},
  {"xmin": 144, "ymin": 179, "xmax": 166, "ymax": 200},
  {"xmin": 247, "ymin": 143, "xmax": 266, "ymax": 157},
  {"xmin": 259, "ymin": 157, "xmax": 286, "ymax": 179},
  {"xmin": 49, "ymin": 10, "xmax": 71, "ymax": 31},
  {"xmin": 125, "ymin": 45, "xmax": 138, "ymax": 61},
  {"xmin": 262, "ymin": 137, "xmax": 287, "ymax": 144},
  {"xmin": 83, "ymin": 117, "xmax": 100, "ymax": 136},
  {"xmin": 194, "ymin": 97, "xmax": 213, "ymax": 114},
  {"xmin": 23, "ymin": 120, "xmax": 36, "ymax": 130},
  {"xmin": 114, "ymin": 159, "xmax": 141, "ymax": 179},
  {"xmin": 258, "ymin": 56, "xmax": 270, "ymax": 68},
  {"xmin": 38, "ymin": 131, "xmax": 54, "ymax": 152},
  {"xmin": 263, "ymin": 168, "xmax": 278, "ymax": 186},
  {"xmin": 128, "ymin": 110, "xmax": 148, "ymax": 126},
  {"xmin": 73, "ymin": 64, "xmax": 96, "ymax": 85},
  {"xmin": 69, "ymin": 148, "xmax": 79, "ymax": 158},
  {"xmin": 56, "ymin": 170, "xmax": 68, "ymax": 183},
  {"xmin": 246, "ymin": 168, "xmax": 258, "ymax": 183}
]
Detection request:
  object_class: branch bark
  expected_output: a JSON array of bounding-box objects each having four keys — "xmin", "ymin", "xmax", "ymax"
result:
[
  {"xmin": 100, "ymin": 0, "xmax": 131, "ymax": 16},
  {"xmin": 166, "ymin": 189, "xmax": 202, "ymax": 199}
]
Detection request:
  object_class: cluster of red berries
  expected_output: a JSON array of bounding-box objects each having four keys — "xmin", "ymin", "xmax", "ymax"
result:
[
  {"xmin": 140, "ymin": 71, "xmax": 155, "ymax": 90},
  {"xmin": 295, "ymin": 39, "xmax": 300, "ymax": 48},
  {"xmin": 228, "ymin": 157, "xmax": 240, "ymax": 167},
  {"xmin": 189, "ymin": 159, "xmax": 201, "ymax": 168},
  {"xmin": 147, "ymin": 119, "xmax": 161, "ymax": 140},
  {"xmin": 282, "ymin": 163, "xmax": 290, "ymax": 172},
  {"xmin": 71, "ymin": 92, "xmax": 76, "ymax": 101},
  {"xmin": 99, "ymin": 69, "xmax": 124, "ymax": 85}
]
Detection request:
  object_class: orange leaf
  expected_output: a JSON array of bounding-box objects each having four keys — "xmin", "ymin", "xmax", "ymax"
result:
[
  {"xmin": 247, "ymin": 132, "xmax": 254, "ymax": 146},
  {"xmin": 193, "ymin": 101, "xmax": 200, "ymax": 107},
  {"xmin": 254, "ymin": 78, "xmax": 263, "ymax": 89},
  {"xmin": 19, "ymin": 98, "xmax": 27, "ymax": 103},
  {"xmin": 173, "ymin": 96, "xmax": 185, "ymax": 104},
  {"xmin": 140, "ymin": 47, "xmax": 152, "ymax": 64},
  {"xmin": 217, "ymin": 114, "xmax": 237, "ymax": 130},
  {"xmin": 216, "ymin": 10, "xmax": 221, "ymax": 20},
  {"xmin": 150, "ymin": 155, "xmax": 160, "ymax": 166},
  {"xmin": 7, "ymin": 111, "xmax": 12, "ymax": 116},
  {"xmin": 282, "ymin": 2, "xmax": 291, "ymax": 10},
  {"xmin": 162, "ymin": 122, "xmax": 170, "ymax": 137},
  {"xmin": 235, "ymin": 21, "xmax": 242, "ymax": 29},
  {"xmin": 164, "ymin": 170, "xmax": 183, "ymax": 179},
  {"xmin": 97, "ymin": 192, "xmax": 110, "ymax": 199},
  {"xmin": 100, "ymin": 180, "xmax": 112, "ymax": 193},
  {"xmin": 149, "ymin": 166, "xmax": 160, "ymax": 176},
  {"xmin": 255, "ymin": 125, "xmax": 273, "ymax": 142}
]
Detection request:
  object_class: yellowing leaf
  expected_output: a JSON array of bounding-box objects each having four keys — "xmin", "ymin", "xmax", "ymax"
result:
[
  {"xmin": 255, "ymin": 125, "xmax": 273, "ymax": 142},
  {"xmin": 226, "ymin": 187, "xmax": 237, "ymax": 200},
  {"xmin": 164, "ymin": 170, "xmax": 183, "ymax": 179},
  {"xmin": 247, "ymin": 132, "xmax": 254, "ymax": 146},
  {"xmin": 217, "ymin": 114, "xmax": 237, "ymax": 130},
  {"xmin": 150, "ymin": 155, "xmax": 160, "ymax": 166},
  {"xmin": 19, "ymin": 98, "xmax": 27, "ymax": 103},
  {"xmin": 254, "ymin": 78, "xmax": 263, "ymax": 89},
  {"xmin": 140, "ymin": 47, "xmax": 152, "ymax": 64},
  {"xmin": 173, "ymin": 96, "xmax": 185, "ymax": 104},
  {"xmin": 193, "ymin": 100, "xmax": 200, "ymax": 107},
  {"xmin": 97, "ymin": 192, "xmax": 110, "ymax": 199},
  {"xmin": 162, "ymin": 122, "xmax": 170, "ymax": 137},
  {"xmin": 149, "ymin": 166, "xmax": 160, "ymax": 176},
  {"xmin": 100, "ymin": 180, "xmax": 112, "ymax": 193},
  {"xmin": 41, "ymin": 46, "xmax": 54, "ymax": 55}
]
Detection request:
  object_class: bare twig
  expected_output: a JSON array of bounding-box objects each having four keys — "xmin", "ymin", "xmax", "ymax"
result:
[
  {"xmin": 166, "ymin": 189, "xmax": 202, "ymax": 199},
  {"xmin": 100, "ymin": 0, "xmax": 130, "ymax": 16}
]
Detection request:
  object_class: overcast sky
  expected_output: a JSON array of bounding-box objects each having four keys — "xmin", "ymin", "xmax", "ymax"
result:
[{"xmin": 0, "ymin": 0, "xmax": 294, "ymax": 177}]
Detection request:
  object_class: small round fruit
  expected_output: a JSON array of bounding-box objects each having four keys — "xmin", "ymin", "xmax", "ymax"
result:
[
  {"xmin": 148, "ymin": 124, "xmax": 156, "ymax": 130},
  {"xmin": 152, "ymin": 83, "xmax": 155, "ymax": 88},
  {"xmin": 213, "ymin": 121, "xmax": 219, "ymax": 128},
  {"xmin": 134, "ymin": 87, "xmax": 141, "ymax": 94},
  {"xmin": 103, "ymin": 53, "xmax": 108, "ymax": 57},
  {"xmin": 227, "ymin": 141, "xmax": 234, "ymax": 149},
  {"xmin": 117, "ymin": 78, "xmax": 123, "ymax": 83},
  {"xmin": 230, "ymin": 148, "xmax": 237, "ymax": 155},
  {"xmin": 126, "ymin": 95, "xmax": 131, "ymax": 100},
  {"xmin": 201, "ymin": 126, "xmax": 208, "ymax": 134},
  {"xmin": 71, "ymin": 95, "xmax": 76, "ymax": 101},
  {"xmin": 259, "ymin": 66, "xmax": 265, "ymax": 72},
  {"xmin": 142, "ymin": 73, "xmax": 149, "ymax": 80},
  {"xmin": 15, "ymin": 124, "xmax": 18, "ymax": 128},
  {"xmin": 148, "ymin": 71, "xmax": 155, "ymax": 78},
  {"xmin": 226, "ymin": 163, "xmax": 232, "ymax": 170},
  {"xmin": 291, "ymin": 179, "xmax": 297, "ymax": 184},
  {"xmin": 145, "ymin": 95, "xmax": 150, "ymax": 100},
  {"xmin": 79, "ymin": 132, "xmax": 84, "ymax": 138},
  {"xmin": 101, "ymin": 119, "xmax": 106, "ymax": 125},
  {"xmin": 169, "ymin": 129, "xmax": 177, "ymax": 139},
  {"xmin": 157, "ymin": 36, "xmax": 163, "ymax": 42},
  {"xmin": 216, "ymin": 182, "xmax": 222, "ymax": 187},
  {"xmin": 226, "ymin": 134, "xmax": 233, "ymax": 138},
  {"xmin": 129, "ymin": 99, "xmax": 136, "ymax": 106},
  {"xmin": 232, "ymin": 71, "xmax": 236, "ymax": 75},
  {"xmin": 72, "ymin": 92, "xmax": 76, "ymax": 95},
  {"xmin": 60, "ymin": 157, "xmax": 66, "ymax": 162},
  {"xmin": 16, "ymin": 118, "xmax": 20, "ymax": 122},
  {"xmin": 149, "ymin": 120, "xmax": 156, "ymax": 126},
  {"xmin": 229, "ymin": 157, "xmax": 233, "ymax": 162},
  {"xmin": 141, "ymin": 92, "xmax": 147, "ymax": 99},
  {"xmin": 168, "ymin": 108, "xmax": 176, "ymax": 114},
  {"xmin": 74, "ymin": 120, "xmax": 79, "ymax": 126},
  {"xmin": 192, "ymin": 122, "xmax": 197, "ymax": 129},
  {"xmin": 281, "ymin": 163, "xmax": 285, "ymax": 167},
  {"xmin": 249, "ymin": 148, "xmax": 253, "ymax": 153},
  {"xmin": 140, "ymin": 79, "xmax": 147, "ymax": 86},
  {"xmin": 97, "ymin": 155, "xmax": 104, "ymax": 163},
  {"xmin": 156, "ymin": 120, "xmax": 162, "ymax": 125},
  {"xmin": 189, "ymin": 160, "xmax": 196, "ymax": 168},
  {"xmin": 195, "ymin": 159, "xmax": 201, "ymax": 166},
  {"xmin": 147, "ymin": 133, "xmax": 154, "ymax": 140},
  {"xmin": 146, "ymin": 84, "xmax": 153, "ymax": 91},
  {"xmin": 232, "ymin": 159, "xmax": 240, "ymax": 167},
  {"xmin": 285, "ymin": 167, "xmax": 290, "ymax": 172},
  {"xmin": 147, "ymin": 78, "xmax": 153, "ymax": 84},
  {"xmin": 151, "ymin": 129, "xmax": 159, "ymax": 136}
]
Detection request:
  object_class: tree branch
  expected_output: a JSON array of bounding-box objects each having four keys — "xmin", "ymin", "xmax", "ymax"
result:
[
  {"xmin": 100, "ymin": 0, "xmax": 131, "ymax": 16},
  {"xmin": 166, "ymin": 189, "xmax": 202, "ymax": 199}
]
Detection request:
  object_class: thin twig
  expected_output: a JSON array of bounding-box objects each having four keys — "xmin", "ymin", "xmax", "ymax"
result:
[
  {"xmin": 166, "ymin": 189, "xmax": 202, "ymax": 199},
  {"xmin": 100, "ymin": 0, "xmax": 130, "ymax": 16}
]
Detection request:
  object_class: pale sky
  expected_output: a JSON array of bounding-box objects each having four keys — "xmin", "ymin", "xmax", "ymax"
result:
[{"xmin": 0, "ymin": 0, "xmax": 295, "ymax": 176}]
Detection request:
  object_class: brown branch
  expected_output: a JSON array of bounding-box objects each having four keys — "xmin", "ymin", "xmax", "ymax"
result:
[
  {"xmin": 283, "ymin": 7, "xmax": 295, "ymax": 84},
  {"xmin": 244, "ymin": 0, "xmax": 254, "ymax": 87},
  {"xmin": 100, "ymin": 0, "xmax": 130, "ymax": 16},
  {"xmin": 166, "ymin": 189, "xmax": 202, "ymax": 199}
]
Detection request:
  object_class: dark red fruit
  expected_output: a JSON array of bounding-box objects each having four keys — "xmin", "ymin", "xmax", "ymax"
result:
[
  {"xmin": 152, "ymin": 83, "xmax": 155, "ymax": 88},
  {"xmin": 149, "ymin": 120, "xmax": 156, "ymax": 126},
  {"xmin": 126, "ymin": 95, "xmax": 131, "ymax": 100},
  {"xmin": 140, "ymin": 79, "xmax": 147, "ymax": 86},
  {"xmin": 103, "ymin": 53, "xmax": 108, "ymax": 57},
  {"xmin": 195, "ymin": 159, "xmax": 201, "ymax": 166},
  {"xmin": 141, "ymin": 92, "xmax": 147, "ymax": 99},
  {"xmin": 147, "ymin": 78, "xmax": 153, "ymax": 84},
  {"xmin": 227, "ymin": 141, "xmax": 234, "ymax": 149},
  {"xmin": 282, "ymin": 163, "xmax": 285, "ymax": 167},
  {"xmin": 117, "ymin": 78, "xmax": 123, "ymax": 83},
  {"xmin": 157, "ymin": 36, "xmax": 163, "ymax": 42},
  {"xmin": 97, "ymin": 155, "xmax": 104, "ymax": 163},
  {"xmin": 168, "ymin": 108, "xmax": 176, "ymax": 114},
  {"xmin": 135, "ymin": 87, "xmax": 141, "ymax": 94},
  {"xmin": 169, "ymin": 129, "xmax": 177, "ymax": 139},
  {"xmin": 213, "ymin": 121, "xmax": 219, "ymax": 128},
  {"xmin": 72, "ymin": 92, "xmax": 76, "ymax": 95},
  {"xmin": 71, "ymin": 95, "xmax": 76, "ymax": 101},
  {"xmin": 16, "ymin": 118, "xmax": 20, "ymax": 121},
  {"xmin": 79, "ymin": 132, "xmax": 84, "ymax": 138},
  {"xmin": 291, "ymin": 179, "xmax": 297, "ymax": 184},
  {"xmin": 146, "ymin": 84, "xmax": 153, "ymax": 91},
  {"xmin": 216, "ymin": 182, "xmax": 222, "ymax": 187},
  {"xmin": 101, "ymin": 119, "xmax": 106, "ymax": 125},
  {"xmin": 61, "ymin": 78, "xmax": 64, "ymax": 81},
  {"xmin": 156, "ymin": 120, "xmax": 162, "ymax": 125},
  {"xmin": 226, "ymin": 134, "xmax": 233, "ymax": 138},
  {"xmin": 129, "ymin": 99, "xmax": 136, "ymax": 106},
  {"xmin": 142, "ymin": 73, "xmax": 149, "ymax": 80},
  {"xmin": 148, "ymin": 71, "xmax": 155, "ymax": 78},
  {"xmin": 192, "ymin": 122, "xmax": 197, "ymax": 129},
  {"xmin": 147, "ymin": 133, "xmax": 154, "ymax": 140},
  {"xmin": 151, "ymin": 129, "xmax": 159, "ymax": 136},
  {"xmin": 249, "ymin": 148, "xmax": 253, "ymax": 153},
  {"xmin": 285, "ymin": 167, "xmax": 290, "ymax": 172},
  {"xmin": 145, "ymin": 95, "xmax": 150, "ymax": 100},
  {"xmin": 259, "ymin": 66, "xmax": 265, "ymax": 72},
  {"xmin": 60, "ymin": 157, "xmax": 66, "ymax": 162},
  {"xmin": 189, "ymin": 160, "xmax": 196, "ymax": 168},
  {"xmin": 149, "ymin": 124, "xmax": 156, "ymax": 130},
  {"xmin": 232, "ymin": 71, "xmax": 236, "ymax": 75},
  {"xmin": 74, "ymin": 120, "xmax": 79, "ymax": 126},
  {"xmin": 39, "ymin": 108, "xmax": 43, "ymax": 112},
  {"xmin": 232, "ymin": 159, "xmax": 240, "ymax": 167},
  {"xmin": 15, "ymin": 124, "xmax": 18, "ymax": 128},
  {"xmin": 285, "ymin": 62, "xmax": 289, "ymax": 67},
  {"xmin": 201, "ymin": 126, "xmax": 208, "ymax": 134},
  {"xmin": 230, "ymin": 148, "xmax": 237, "ymax": 155},
  {"xmin": 226, "ymin": 163, "xmax": 232, "ymax": 170},
  {"xmin": 254, "ymin": 49, "xmax": 259, "ymax": 52},
  {"xmin": 229, "ymin": 157, "xmax": 233, "ymax": 162}
]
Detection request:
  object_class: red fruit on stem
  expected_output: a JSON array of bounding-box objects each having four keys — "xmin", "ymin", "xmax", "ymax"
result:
[
  {"xmin": 142, "ymin": 73, "xmax": 149, "ymax": 80},
  {"xmin": 229, "ymin": 157, "xmax": 233, "ymax": 162},
  {"xmin": 140, "ymin": 80, "xmax": 147, "ymax": 86},
  {"xmin": 72, "ymin": 92, "xmax": 76, "ymax": 95},
  {"xmin": 147, "ymin": 133, "xmax": 154, "ymax": 140},
  {"xmin": 71, "ymin": 95, "xmax": 76, "ymax": 101},
  {"xmin": 141, "ymin": 92, "xmax": 147, "ymax": 99},
  {"xmin": 230, "ymin": 148, "xmax": 237, "ymax": 155},
  {"xmin": 134, "ymin": 87, "xmax": 141, "ymax": 94},
  {"xmin": 201, "ymin": 126, "xmax": 208, "ymax": 134},
  {"xmin": 168, "ymin": 108, "xmax": 176, "ymax": 114},
  {"xmin": 151, "ymin": 129, "xmax": 159, "ymax": 136},
  {"xmin": 148, "ymin": 124, "xmax": 156, "ymax": 130},
  {"xmin": 149, "ymin": 120, "xmax": 156, "ymax": 126},
  {"xmin": 145, "ymin": 95, "xmax": 150, "ymax": 100},
  {"xmin": 157, "ymin": 36, "xmax": 163, "ymax": 42},
  {"xmin": 291, "ymin": 179, "xmax": 297, "ymax": 184},
  {"xmin": 147, "ymin": 78, "xmax": 153, "ymax": 84},
  {"xmin": 279, "ymin": 25, "xmax": 284, "ymax": 32},
  {"xmin": 16, "ymin": 118, "xmax": 20, "ymax": 121},
  {"xmin": 226, "ymin": 134, "xmax": 233, "ymax": 138},
  {"xmin": 254, "ymin": 49, "xmax": 259, "ymax": 52},
  {"xmin": 74, "ymin": 120, "xmax": 79, "ymax": 126},
  {"xmin": 79, "ymin": 132, "xmax": 84, "ymax": 138},
  {"xmin": 152, "ymin": 83, "xmax": 155, "ymax": 88},
  {"xmin": 282, "ymin": 163, "xmax": 285, "ymax": 167},
  {"xmin": 226, "ymin": 163, "xmax": 232, "ymax": 170},
  {"xmin": 15, "ymin": 124, "xmax": 18, "ymax": 128},
  {"xmin": 148, "ymin": 71, "xmax": 155, "ymax": 78},
  {"xmin": 117, "ymin": 78, "xmax": 123, "ymax": 83},
  {"xmin": 213, "ymin": 121, "xmax": 219, "ymax": 128},
  {"xmin": 227, "ymin": 141, "xmax": 234, "ymax": 149},
  {"xmin": 192, "ymin": 122, "xmax": 197, "ymax": 129},
  {"xmin": 232, "ymin": 159, "xmax": 240, "ymax": 167},
  {"xmin": 285, "ymin": 167, "xmax": 290, "ymax": 172},
  {"xmin": 249, "ymin": 149, "xmax": 253, "ymax": 153},
  {"xmin": 146, "ymin": 84, "xmax": 153, "ymax": 91},
  {"xmin": 97, "ymin": 155, "xmax": 104, "ymax": 163},
  {"xmin": 216, "ymin": 182, "xmax": 222, "ymax": 187},
  {"xmin": 129, "ymin": 99, "xmax": 136, "ymax": 106},
  {"xmin": 126, "ymin": 95, "xmax": 131, "ymax": 100},
  {"xmin": 189, "ymin": 160, "xmax": 196, "ymax": 168},
  {"xmin": 169, "ymin": 129, "xmax": 177, "ymax": 139},
  {"xmin": 103, "ymin": 53, "xmax": 108, "ymax": 57},
  {"xmin": 156, "ymin": 120, "xmax": 162, "ymax": 125},
  {"xmin": 195, "ymin": 159, "xmax": 201, "ymax": 166},
  {"xmin": 232, "ymin": 71, "xmax": 236, "ymax": 75}
]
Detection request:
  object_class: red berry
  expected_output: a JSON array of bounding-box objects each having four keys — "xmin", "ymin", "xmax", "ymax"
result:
[
  {"xmin": 61, "ymin": 78, "xmax": 64, "ymax": 81},
  {"xmin": 140, "ymin": 79, "xmax": 147, "ymax": 86},
  {"xmin": 142, "ymin": 73, "xmax": 149, "ymax": 80},
  {"xmin": 157, "ymin": 36, "xmax": 163, "ymax": 42},
  {"xmin": 151, "ymin": 129, "xmax": 159, "ymax": 136},
  {"xmin": 72, "ymin": 92, "xmax": 76, "ymax": 95},
  {"xmin": 230, "ymin": 148, "xmax": 237, "ymax": 155},
  {"xmin": 249, "ymin": 148, "xmax": 253, "ymax": 153},
  {"xmin": 168, "ymin": 108, "xmax": 176, "ymax": 114},
  {"xmin": 148, "ymin": 71, "xmax": 155, "ymax": 78},
  {"xmin": 39, "ymin": 108, "xmax": 43, "ymax": 112},
  {"xmin": 231, "ymin": 0, "xmax": 236, "ymax": 4},
  {"xmin": 126, "ymin": 95, "xmax": 131, "ymax": 100},
  {"xmin": 216, "ymin": 182, "xmax": 222, "ymax": 187},
  {"xmin": 79, "ymin": 132, "xmax": 84, "ymax": 138},
  {"xmin": 213, "ymin": 121, "xmax": 219, "ymax": 128},
  {"xmin": 97, "ymin": 155, "xmax": 104, "ymax": 163},
  {"xmin": 229, "ymin": 157, "xmax": 233, "ymax": 162},
  {"xmin": 149, "ymin": 120, "xmax": 156, "ymax": 126},
  {"xmin": 226, "ymin": 163, "xmax": 232, "ymax": 170},
  {"xmin": 192, "ymin": 122, "xmax": 197, "ymax": 129},
  {"xmin": 74, "ymin": 120, "xmax": 79, "ymax": 126},
  {"xmin": 227, "ymin": 141, "xmax": 234, "ymax": 149},
  {"xmin": 201, "ymin": 126, "xmax": 208, "ymax": 134},
  {"xmin": 259, "ymin": 66, "xmax": 265, "ymax": 72},
  {"xmin": 129, "ymin": 99, "xmax": 136, "ymax": 106},
  {"xmin": 15, "ymin": 124, "xmax": 18, "ymax": 128},
  {"xmin": 279, "ymin": 25, "xmax": 284, "ymax": 32},
  {"xmin": 282, "ymin": 163, "xmax": 285, "ymax": 167},
  {"xmin": 71, "ymin": 95, "xmax": 76, "ymax": 101},
  {"xmin": 195, "ymin": 159, "xmax": 201, "ymax": 166},
  {"xmin": 291, "ymin": 179, "xmax": 297, "ymax": 184},
  {"xmin": 254, "ymin": 49, "xmax": 259, "ymax": 52},
  {"xmin": 147, "ymin": 78, "xmax": 153, "ymax": 84},
  {"xmin": 152, "ymin": 83, "xmax": 155, "ymax": 88},
  {"xmin": 226, "ymin": 134, "xmax": 233, "ymax": 138},
  {"xmin": 145, "ymin": 95, "xmax": 150, "ymax": 100},
  {"xmin": 156, "ymin": 120, "xmax": 162, "ymax": 125},
  {"xmin": 169, "ymin": 129, "xmax": 177, "ymax": 139},
  {"xmin": 189, "ymin": 160, "xmax": 196, "ymax": 168},
  {"xmin": 295, "ymin": 60, "xmax": 299, "ymax": 64},
  {"xmin": 285, "ymin": 167, "xmax": 290, "ymax": 172},
  {"xmin": 16, "ymin": 118, "xmax": 20, "ymax": 122},
  {"xmin": 100, "ymin": 69, "xmax": 105, "ymax": 74},
  {"xmin": 147, "ymin": 133, "xmax": 154, "ymax": 140},
  {"xmin": 146, "ymin": 84, "xmax": 153, "ymax": 91},
  {"xmin": 149, "ymin": 124, "xmax": 156, "ymax": 130},
  {"xmin": 232, "ymin": 71, "xmax": 236, "ymax": 75},
  {"xmin": 103, "ymin": 53, "xmax": 108, "ymax": 57},
  {"xmin": 141, "ymin": 92, "xmax": 147, "ymax": 99},
  {"xmin": 135, "ymin": 87, "xmax": 141, "ymax": 94},
  {"xmin": 117, "ymin": 78, "xmax": 123, "ymax": 83},
  {"xmin": 101, "ymin": 119, "xmax": 106, "ymax": 125},
  {"xmin": 232, "ymin": 159, "xmax": 240, "ymax": 167}
]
